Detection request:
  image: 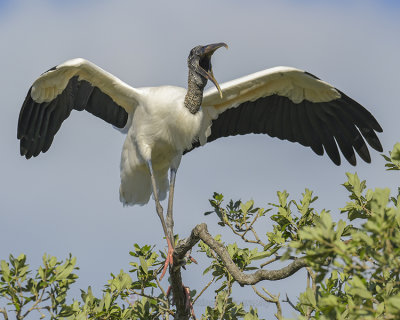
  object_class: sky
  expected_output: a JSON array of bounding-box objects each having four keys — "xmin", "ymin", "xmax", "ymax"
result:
[{"xmin": 1, "ymin": 0, "xmax": 399, "ymax": 318}]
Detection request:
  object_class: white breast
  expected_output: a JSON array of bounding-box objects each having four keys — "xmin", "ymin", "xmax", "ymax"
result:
[{"xmin": 132, "ymin": 86, "xmax": 203, "ymax": 159}]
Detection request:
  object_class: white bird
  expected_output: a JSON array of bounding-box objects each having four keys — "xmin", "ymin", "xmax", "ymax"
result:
[{"xmin": 17, "ymin": 42, "xmax": 383, "ymax": 278}]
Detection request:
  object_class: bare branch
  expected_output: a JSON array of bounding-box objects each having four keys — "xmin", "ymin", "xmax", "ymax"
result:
[
  {"xmin": 192, "ymin": 276, "xmax": 215, "ymax": 305},
  {"xmin": 155, "ymin": 268, "xmax": 168, "ymax": 299},
  {"xmin": 305, "ymin": 267, "xmax": 317, "ymax": 319},
  {"xmin": 260, "ymin": 256, "xmax": 279, "ymax": 268},
  {"xmin": 259, "ymin": 255, "xmax": 299, "ymax": 268},
  {"xmin": 249, "ymin": 226, "xmax": 266, "ymax": 247},
  {"xmin": 251, "ymin": 285, "xmax": 275, "ymax": 303},
  {"xmin": 306, "ymin": 267, "xmax": 317, "ymax": 293},
  {"xmin": 251, "ymin": 286, "xmax": 282, "ymax": 319},
  {"xmin": 283, "ymin": 293, "xmax": 299, "ymax": 312},
  {"xmin": 0, "ymin": 307, "xmax": 8, "ymax": 320},
  {"xmin": 21, "ymin": 285, "xmax": 46, "ymax": 319},
  {"xmin": 219, "ymin": 276, "xmax": 233, "ymax": 320},
  {"xmin": 225, "ymin": 219, "xmax": 266, "ymax": 247},
  {"xmin": 175, "ymin": 223, "xmax": 307, "ymax": 286}
]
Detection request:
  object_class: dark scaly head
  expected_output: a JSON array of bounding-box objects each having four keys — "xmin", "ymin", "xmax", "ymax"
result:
[
  {"xmin": 187, "ymin": 42, "xmax": 228, "ymax": 98},
  {"xmin": 184, "ymin": 42, "xmax": 227, "ymax": 114}
]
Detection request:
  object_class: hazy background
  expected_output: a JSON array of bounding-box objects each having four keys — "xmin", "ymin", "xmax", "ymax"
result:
[{"xmin": 1, "ymin": 0, "xmax": 399, "ymax": 318}]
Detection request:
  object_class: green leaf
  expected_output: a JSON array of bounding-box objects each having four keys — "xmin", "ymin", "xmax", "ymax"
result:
[
  {"xmin": 391, "ymin": 142, "xmax": 400, "ymax": 161},
  {"xmin": 319, "ymin": 294, "xmax": 338, "ymax": 307},
  {"xmin": 104, "ymin": 292, "xmax": 111, "ymax": 310},
  {"xmin": 305, "ymin": 287, "xmax": 316, "ymax": 307},
  {"xmin": 250, "ymin": 251, "xmax": 270, "ymax": 261},
  {"xmin": 277, "ymin": 190, "xmax": 289, "ymax": 207},
  {"xmin": 0, "ymin": 260, "xmax": 10, "ymax": 282},
  {"xmin": 370, "ymin": 188, "xmax": 390, "ymax": 214},
  {"xmin": 387, "ymin": 295, "xmax": 400, "ymax": 312},
  {"xmin": 240, "ymin": 200, "xmax": 254, "ymax": 214},
  {"xmin": 336, "ymin": 219, "xmax": 346, "ymax": 237},
  {"xmin": 139, "ymin": 256, "xmax": 148, "ymax": 275},
  {"xmin": 55, "ymin": 262, "xmax": 75, "ymax": 280}
]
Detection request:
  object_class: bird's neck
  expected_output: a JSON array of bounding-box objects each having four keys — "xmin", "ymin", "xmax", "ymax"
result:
[{"xmin": 184, "ymin": 71, "xmax": 206, "ymax": 114}]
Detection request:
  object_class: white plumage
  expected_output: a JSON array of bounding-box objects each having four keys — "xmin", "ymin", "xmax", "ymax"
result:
[{"xmin": 119, "ymin": 86, "xmax": 202, "ymax": 205}]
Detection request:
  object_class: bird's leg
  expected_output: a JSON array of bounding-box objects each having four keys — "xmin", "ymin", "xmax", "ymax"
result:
[
  {"xmin": 147, "ymin": 161, "xmax": 164, "ymax": 220},
  {"xmin": 166, "ymin": 168, "xmax": 177, "ymax": 243},
  {"xmin": 147, "ymin": 160, "xmax": 173, "ymax": 280},
  {"xmin": 167, "ymin": 167, "xmax": 198, "ymax": 269}
]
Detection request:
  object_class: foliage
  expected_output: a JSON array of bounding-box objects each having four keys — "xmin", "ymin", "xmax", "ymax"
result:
[
  {"xmin": 0, "ymin": 254, "xmax": 78, "ymax": 319},
  {"xmin": 1, "ymin": 143, "xmax": 399, "ymax": 319}
]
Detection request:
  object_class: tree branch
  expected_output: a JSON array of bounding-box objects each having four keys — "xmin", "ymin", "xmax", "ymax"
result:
[
  {"xmin": 169, "ymin": 267, "xmax": 186, "ymax": 319},
  {"xmin": 224, "ymin": 218, "xmax": 266, "ymax": 247},
  {"xmin": 0, "ymin": 307, "xmax": 8, "ymax": 320},
  {"xmin": 251, "ymin": 286, "xmax": 282, "ymax": 319},
  {"xmin": 175, "ymin": 223, "xmax": 307, "ymax": 286},
  {"xmin": 21, "ymin": 285, "xmax": 46, "ymax": 319},
  {"xmin": 283, "ymin": 293, "xmax": 299, "ymax": 312},
  {"xmin": 192, "ymin": 276, "xmax": 215, "ymax": 305}
]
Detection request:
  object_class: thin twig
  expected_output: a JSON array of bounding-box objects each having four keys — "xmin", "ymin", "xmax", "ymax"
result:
[
  {"xmin": 262, "ymin": 287, "xmax": 282, "ymax": 320},
  {"xmin": 219, "ymin": 276, "xmax": 233, "ymax": 320},
  {"xmin": 155, "ymin": 270, "xmax": 167, "ymax": 298},
  {"xmin": 225, "ymin": 220, "xmax": 261, "ymax": 245},
  {"xmin": 305, "ymin": 267, "xmax": 316, "ymax": 320},
  {"xmin": 251, "ymin": 286, "xmax": 282, "ymax": 319},
  {"xmin": 155, "ymin": 261, "xmax": 171, "ymax": 316},
  {"xmin": 243, "ymin": 210, "xmax": 262, "ymax": 238},
  {"xmin": 131, "ymin": 290, "xmax": 169, "ymax": 308},
  {"xmin": 242, "ymin": 212, "xmax": 266, "ymax": 246},
  {"xmin": 306, "ymin": 267, "xmax": 317, "ymax": 293},
  {"xmin": 260, "ymin": 256, "xmax": 279, "ymax": 268},
  {"xmin": 225, "ymin": 219, "xmax": 266, "ymax": 247},
  {"xmin": 192, "ymin": 276, "xmax": 215, "ymax": 305},
  {"xmin": 252, "ymin": 285, "xmax": 274, "ymax": 303},
  {"xmin": 0, "ymin": 307, "xmax": 8, "ymax": 320},
  {"xmin": 259, "ymin": 255, "xmax": 298, "ymax": 268},
  {"xmin": 249, "ymin": 226, "xmax": 266, "ymax": 247},
  {"xmin": 283, "ymin": 293, "xmax": 299, "ymax": 312},
  {"xmin": 21, "ymin": 286, "xmax": 46, "ymax": 318},
  {"xmin": 34, "ymin": 308, "xmax": 46, "ymax": 319}
]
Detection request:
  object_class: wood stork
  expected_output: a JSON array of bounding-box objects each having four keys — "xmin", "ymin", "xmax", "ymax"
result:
[{"xmin": 17, "ymin": 42, "xmax": 383, "ymax": 278}]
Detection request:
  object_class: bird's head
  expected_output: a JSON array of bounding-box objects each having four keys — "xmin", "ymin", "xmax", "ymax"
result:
[{"xmin": 188, "ymin": 42, "xmax": 228, "ymax": 98}]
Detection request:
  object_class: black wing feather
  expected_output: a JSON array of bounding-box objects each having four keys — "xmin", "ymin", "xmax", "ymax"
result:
[
  {"xmin": 185, "ymin": 90, "xmax": 382, "ymax": 165},
  {"xmin": 18, "ymin": 75, "xmax": 128, "ymax": 159},
  {"xmin": 289, "ymin": 101, "xmax": 307, "ymax": 147}
]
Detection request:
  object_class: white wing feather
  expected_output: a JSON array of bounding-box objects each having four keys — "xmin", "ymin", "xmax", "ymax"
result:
[
  {"xmin": 202, "ymin": 66, "xmax": 341, "ymax": 118},
  {"xmin": 31, "ymin": 58, "xmax": 140, "ymax": 114}
]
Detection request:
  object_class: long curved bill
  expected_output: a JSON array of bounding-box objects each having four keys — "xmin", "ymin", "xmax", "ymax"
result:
[{"xmin": 200, "ymin": 42, "xmax": 228, "ymax": 99}]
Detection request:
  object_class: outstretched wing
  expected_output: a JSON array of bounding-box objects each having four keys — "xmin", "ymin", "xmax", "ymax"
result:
[
  {"xmin": 17, "ymin": 58, "xmax": 140, "ymax": 159},
  {"xmin": 186, "ymin": 66, "xmax": 383, "ymax": 165}
]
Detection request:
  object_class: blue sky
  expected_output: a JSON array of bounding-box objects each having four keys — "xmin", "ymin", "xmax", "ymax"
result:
[{"xmin": 1, "ymin": 0, "xmax": 399, "ymax": 318}]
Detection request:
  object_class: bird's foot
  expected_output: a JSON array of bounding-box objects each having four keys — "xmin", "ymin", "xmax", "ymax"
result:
[{"xmin": 159, "ymin": 237, "xmax": 174, "ymax": 281}]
